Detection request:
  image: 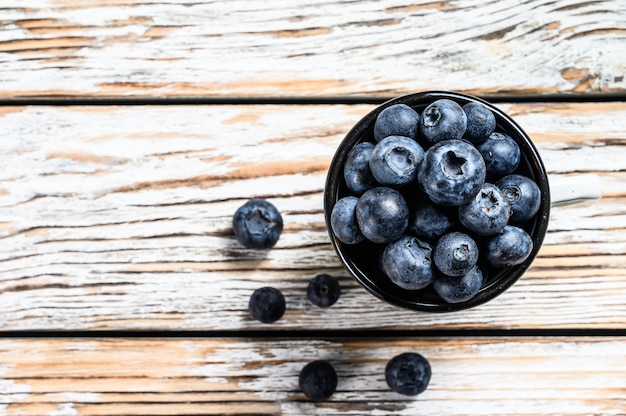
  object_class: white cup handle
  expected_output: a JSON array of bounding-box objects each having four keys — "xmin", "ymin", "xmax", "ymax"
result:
[{"xmin": 549, "ymin": 174, "xmax": 602, "ymax": 207}]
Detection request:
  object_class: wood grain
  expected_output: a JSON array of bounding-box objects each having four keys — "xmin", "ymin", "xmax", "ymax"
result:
[
  {"xmin": 0, "ymin": 0, "xmax": 624, "ymax": 98},
  {"xmin": 0, "ymin": 102, "xmax": 625, "ymax": 331},
  {"xmin": 0, "ymin": 337, "xmax": 624, "ymax": 415}
]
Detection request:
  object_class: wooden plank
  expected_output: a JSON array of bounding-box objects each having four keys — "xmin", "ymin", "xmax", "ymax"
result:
[
  {"xmin": 0, "ymin": 0, "xmax": 625, "ymax": 99},
  {"xmin": 0, "ymin": 102, "xmax": 625, "ymax": 330},
  {"xmin": 0, "ymin": 337, "xmax": 624, "ymax": 415}
]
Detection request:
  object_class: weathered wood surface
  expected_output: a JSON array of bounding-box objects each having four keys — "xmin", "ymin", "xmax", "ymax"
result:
[
  {"xmin": 0, "ymin": 337, "xmax": 624, "ymax": 415},
  {"xmin": 0, "ymin": 102, "xmax": 624, "ymax": 331},
  {"xmin": 0, "ymin": 0, "xmax": 625, "ymax": 99}
]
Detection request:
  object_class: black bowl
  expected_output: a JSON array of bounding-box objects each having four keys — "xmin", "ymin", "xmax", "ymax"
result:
[{"xmin": 324, "ymin": 91, "xmax": 550, "ymax": 312}]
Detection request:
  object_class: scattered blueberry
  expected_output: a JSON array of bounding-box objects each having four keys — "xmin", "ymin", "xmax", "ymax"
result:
[
  {"xmin": 299, "ymin": 360, "xmax": 338, "ymax": 401},
  {"xmin": 233, "ymin": 199, "xmax": 283, "ymax": 249},
  {"xmin": 369, "ymin": 135, "xmax": 425, "ymax": 187},
  {"xmin": 486, "ymin": 225, "xmax": 533, "ymax": 268},
  {"xmin": 248, "ymin": 286, "xmax": 286, "ymax": 323},
  {"xmin": 356, "ymin": 187, "xmax": 409, "ymax": 244},
  {"xmin": 463, "ymin": 101, "xmax": 496, "ymax": 144},
  {"xmin": 374, "ymin": 104, "xmax": 421, "ymax": 142},
  {"xmin": 433, "ymin": 265, "xmax": 484, "ymax": 303},
  {"xmin": 458, "ymin": 183, "xmax": 510, "ymax": 236},
  {"xmin": 344, "ymin": 141, "xmax": 378, "ymax": 195},
  {"xmin": 408, "ymin": 197, "xmax": 456, "ymax": 242},
  {"xmin": 331, "ymin": 196, "xmax": 366, "ymax": 245},
  {"xmin": 497, "ymin": 174, "xmax": 541, "ymax": 223},
  {"xmin": 382, "ymin": 235, "xmax": 435, "ymax": 290},
  {"xmin": 418, "ymin": 139, "xmax": 486, "ymax": 206},
  {"xmin": 307, "ymin": 274, "xmax": 341, "ymax": 307},
  {"xmin": 433, "ymin": 231, "xmax": 479, "ymax": 277},
  {"xmin": 385, "ymin": 352, "xmax": 431, "ymax": 396},
  {"xmin": 420, "ymin": 99, "xmax": 467, "ymax": 144},
  {"xmin": 478, "ymin": 132, "xmax": 521, "ymax": 179}
]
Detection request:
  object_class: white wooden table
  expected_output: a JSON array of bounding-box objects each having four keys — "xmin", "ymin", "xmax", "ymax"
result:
[{"xmin": 1, "ymin": 1, "xmax": 625, "ymax": 414}]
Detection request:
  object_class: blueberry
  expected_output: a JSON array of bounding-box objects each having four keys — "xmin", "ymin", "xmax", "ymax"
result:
[
  {"xmin": 307, "ymin": 274, "xmax": 341, "ymax": 307},
  {"xmin": 374, "ymin": 104, "xmax": 421, "ymax": 142},
  {"xmin": 233, "ymin": 199, "xmax": 283, "ymax": 249},
  {"xmin": 420, "ymin": 99, "xmax": 467, "ymax": 145},
  {"xmin": 433, "ymin": 231, "xmax": 479, "ymax": 277},
  {"xmin": 417, "ymin": 139, "xmax": 486, "ymax": 206},
  {"xmin": 299, "ymin": 360, "xmax": 338, "ymax": 401},
  {"xmin": 462, "ymin": 101, "xmax": 496, "ymax": 144},
  {"xmin": 385, "ymin": 352, "xmax": 431, "ymax": 396},
  {"xmin": 382, "ymin": 235, "xmax": 435, "ymax": 290},
  {"xmin": 408, "ymin": 197, "xmax": 456, "ymax": 242},
  {"xmin": 343, "ymin": 141, "xmax": 378, "ymax": 195},
  {"xmin": 486, "ymin": 225, "xmax": 533, "ymax": 268},
  {"xmin": 433, "ymin": 265, "xmax": 483, "ymax": 303},
  {"xmin": 248, "ymin": 286, "xmax": 286, "ymax": 323},
  {"xmin": 458, "ymin": 183, "xmax": 510, "ymax": 236},
  {"xmin": 369, "ymin": 135, "xmax": 425, "ymax": 187},
  {"xmin": 330, "ymin": 196, "xmax": 365, "ymax": 244},
  {"xmin": 477, "ymin": 132, "xmax": 520, "ymax": 180},
  {"xmin": 356, "ymin": 187, "xmax": 409, "ymax": 244},
  {"xmin": 497, "ymin": 174, "xmax": 541, "ymax": 223}
]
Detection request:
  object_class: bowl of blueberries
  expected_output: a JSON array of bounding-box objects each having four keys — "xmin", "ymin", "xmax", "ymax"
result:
[{"xmin": 324, "ymin": 90, "xmax": 551, "ymax": 312}]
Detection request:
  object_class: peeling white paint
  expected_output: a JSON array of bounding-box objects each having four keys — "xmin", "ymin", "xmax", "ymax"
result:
[
  {"xmin": 0, "ymin": 1, "xmax": 624, "ymax": 97},
  {"xmin": 0, "ymin": 103, "xmax": 624, "ymax": 331},
  {"xmin": 47, "ymin": 402, "xmax": 78, "ymax": 416},
  {"xmin": 0, "ymin": 365, "xmax": 31, "ymax": 415}
]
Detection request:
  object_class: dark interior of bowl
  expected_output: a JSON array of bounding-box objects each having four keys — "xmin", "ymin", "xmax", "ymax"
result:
[{"xmin": 324, "ymin": 91, "xmax": 550, "ymax": 312}]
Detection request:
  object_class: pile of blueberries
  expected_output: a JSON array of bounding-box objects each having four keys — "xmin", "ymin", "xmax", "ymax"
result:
[
  {"xmin": 330, "ymin": 99, "xmax": 542, "ymax": 304},
  {"xmin": 232, "ymin": 199, "xmax": 432, "ymax": 401}
]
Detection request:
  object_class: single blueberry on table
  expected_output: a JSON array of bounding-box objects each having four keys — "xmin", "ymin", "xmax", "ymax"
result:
[
  {"xmin": 408, "ymin": 197, "xmax": 456, "ymax": 242},
  {"xmin": 369, "ymin": 135, "xmax": 425, "ymax": 187},
  {"xmin": 486, "ymin": 225, "xmax": 533, "ymax": 268},
  {"xmin": 497, "ymin": 174, "xmax": 541, "ymax": 223},
  {"xmin": 299, "ymin": 360, "xmax": 338, "ymax": 401},
  {"xmin": 462, "ymin": 101, "xmax": 496, "ymax": 144},
  {"xmin": 356, "ymin": 187, "xmax": 409, "ymax": 244},
  {"xmin": 382, "ymin": 235, "xmax": 434, "ymax": 290},
  {"xmin": 330, "ymin": 196, "xmax": 365, "ymax": 245},
  {"xmin": 307, "ymin": 274, "xmax": 341, "ymax": 307},
  {"xmin": 458, "ymin": 183, "xmax": 511, "ymax": 236},
  {"xmin": 248, "ymin": 286, "xmax": 286, "ymax": 323},
  {"xmin": 374, "ymin": 103, "xmax": 421, "ymax": 142},
  {"xmin": 477, "ymin": 132, "xmax": 521, "ymax": 180},
  {"xmin": 385, "ymin": 352, "xmax": 431, "ymax": 396},
  {"xmin": 417, "ymin": 139, "xmax": 486, "ymax": 206},
  {"xmin": 233, "ymin": 198, "xmax": 283, "ymax": 249},
  {"xmin": 343, "ymin": 141, "xmax": 378, "ymax": 195},
  {"xmin": 419, "ymin": 98, "xmax": 467, "ymax": 145},
  {"xmin": 433, "ymin": 231, "xmax": 479, "ymax": 277},
  {"xmin": 433, "ymin": 265, "xmax": 483, "ymax": 304}
]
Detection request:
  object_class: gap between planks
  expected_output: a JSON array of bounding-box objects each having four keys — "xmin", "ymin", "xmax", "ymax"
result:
[
  {"xmin": 0, "ymin": 93, "xmax": 626, "ymax": 107},
  {"xmin": 1, "ymin": 328, "xmax": 626, "ymax": 339}
]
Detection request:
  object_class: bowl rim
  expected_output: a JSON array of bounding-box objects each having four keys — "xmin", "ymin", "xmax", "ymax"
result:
[{"xmin": 324, "ymin": 90, "xmax": 551, "ymax": 313}]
